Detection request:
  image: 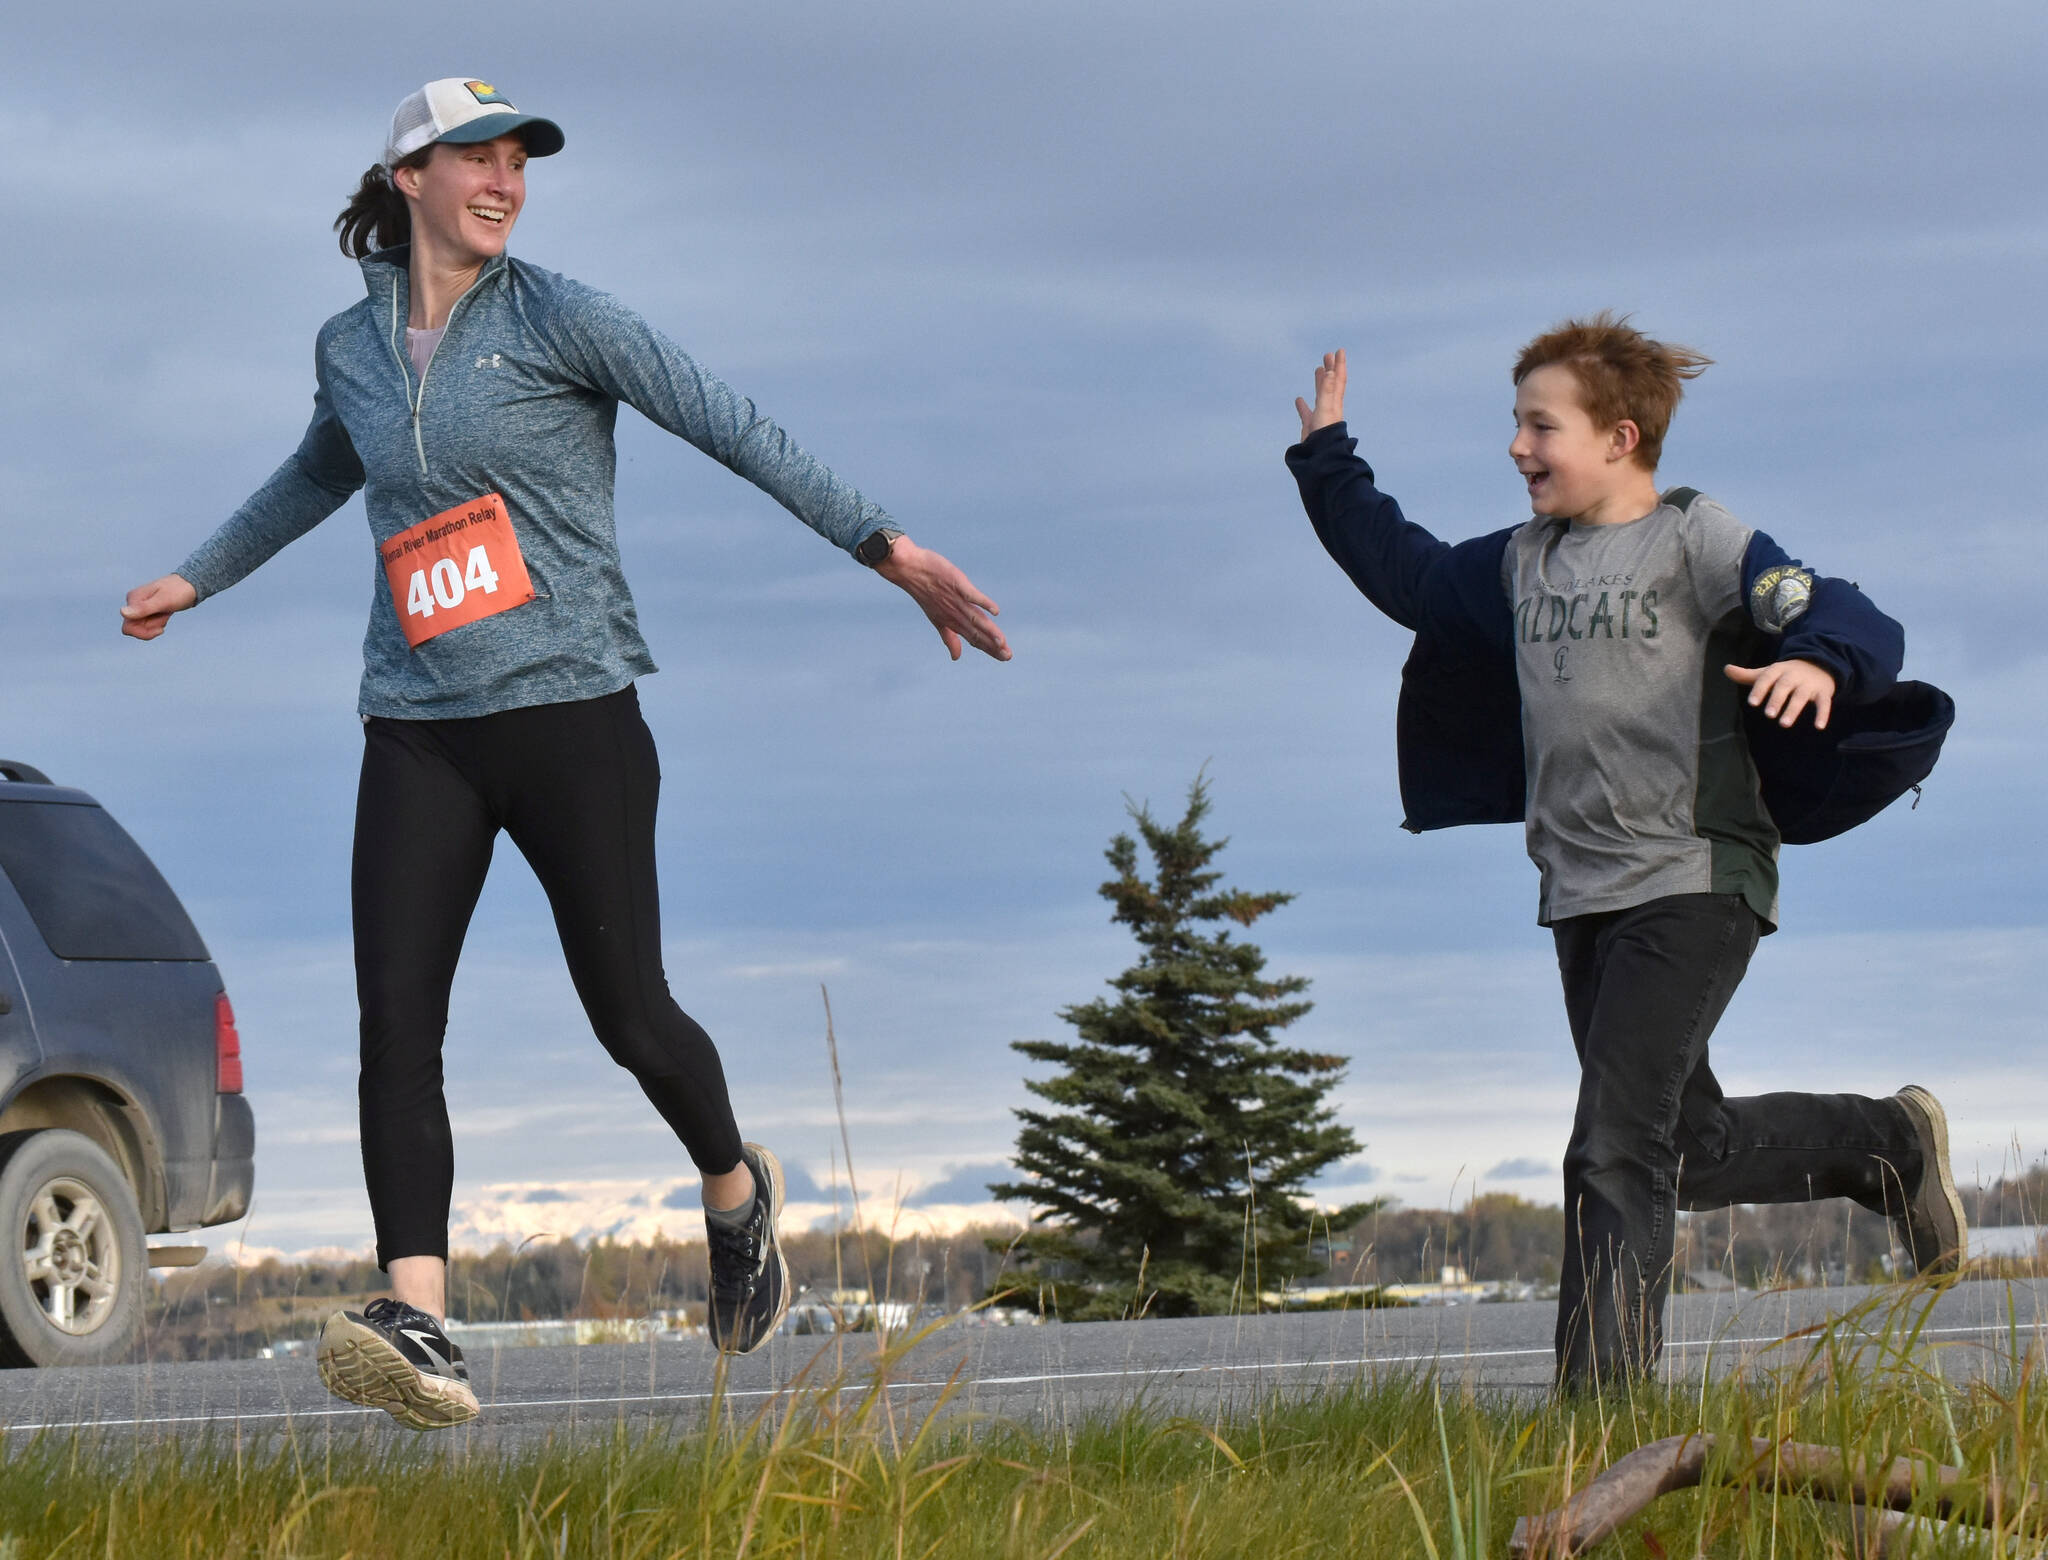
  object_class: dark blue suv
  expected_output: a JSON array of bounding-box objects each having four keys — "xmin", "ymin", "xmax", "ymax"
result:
[{"xmin": 0, "ymin": 761, "xmax": 255, "ymax": 1366}]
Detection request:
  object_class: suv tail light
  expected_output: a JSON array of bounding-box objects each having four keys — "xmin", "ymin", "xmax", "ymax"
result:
[{"xmin": 215, "ymin": 992, "xmax": 243, "ymax": 1093}]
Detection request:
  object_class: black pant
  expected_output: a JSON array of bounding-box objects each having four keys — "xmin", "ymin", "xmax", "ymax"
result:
[
  {"xmin": 353, "ymin": 686, "xmax": 744, "ymax": 1268},
  {"xmin": 1551, "ymin": 892, "xmax": 1920, "ymax": 1390}
]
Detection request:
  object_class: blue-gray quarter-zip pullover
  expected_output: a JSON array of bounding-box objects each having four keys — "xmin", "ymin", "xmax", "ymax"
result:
[{"xmin": 177, "ymin": 247, "xmax": 897, "ymax": 718}]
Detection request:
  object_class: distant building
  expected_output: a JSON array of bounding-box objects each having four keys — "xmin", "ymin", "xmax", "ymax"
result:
[
  {"xmin": 1266, "ymin": 1265, "xmax": 1539, "ymax": 1309},
  {"xmin": 1382, "ymin": 1265, "xmax": 1493, "ymax": 1305},
  {"xmin": 784, "ymin": 1288, "xmax": 916, "ymax": 1335}
]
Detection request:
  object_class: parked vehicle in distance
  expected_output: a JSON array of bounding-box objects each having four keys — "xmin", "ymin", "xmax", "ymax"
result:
[{"xmin": 0, "ymin": 760, "xmax": 254, "ymax": 1366}]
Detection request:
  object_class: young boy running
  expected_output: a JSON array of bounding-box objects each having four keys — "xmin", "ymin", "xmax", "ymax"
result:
[{"xmin": 1287, "ymin": 316, "xmax": 1963, "ymax": 1390}]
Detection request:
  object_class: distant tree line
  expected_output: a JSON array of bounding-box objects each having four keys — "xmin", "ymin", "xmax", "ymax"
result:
[
  {"xmin": 139, "ymin": 1160, "xmax": 2048, "ymax": 1359},
  {"xmin": 142, "ymin": 1222, "xmax": 1030, "ymax": 1362},
  {"xmin": 1338, "ymin": 1193, "xmax": 1566, "ymax": 1287},
  {"xmin": 1247, "ymin": 1170, "xmax": 2048, "ymax": 1297},
  {"xmin": 1346, "ymin": 1165, "xmax": 2048, "ymax": 1294},
  {"xmin": 1962, "ymin": 1164, "xmax": 2048, "ymax": 1228}
]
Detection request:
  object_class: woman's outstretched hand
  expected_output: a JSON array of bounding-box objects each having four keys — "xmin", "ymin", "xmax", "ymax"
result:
[
  {"xmin": 1295, "ymin": 348, "xmax": 1347, "ymax": 442},
  {"xmin": 120, "ymin": 574, "xmax": 197, "ymax": 640},
  {"xmin": 876, "ymin": 539, "xmax": 1011, "ymax": 662}
]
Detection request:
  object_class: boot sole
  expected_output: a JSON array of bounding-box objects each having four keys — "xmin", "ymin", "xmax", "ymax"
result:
[
  {"xmin": 316, "ymin": 1311, "xmax": 480, "ymax": 1430},
  {"xmin": 1897, "ymin": 1084, "xmax": 1968, "ymax": 1274}
]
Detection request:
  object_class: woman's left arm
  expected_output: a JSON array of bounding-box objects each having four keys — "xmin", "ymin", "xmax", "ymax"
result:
[{"xmin": 543, "ymin": 282, "xmax": 1010, "ymax": 661}]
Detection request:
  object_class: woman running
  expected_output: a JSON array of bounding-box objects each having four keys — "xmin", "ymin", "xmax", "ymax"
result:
[{"xmin": 121, "ymin": 77, "xmax": 1009, "ymax": 1429}]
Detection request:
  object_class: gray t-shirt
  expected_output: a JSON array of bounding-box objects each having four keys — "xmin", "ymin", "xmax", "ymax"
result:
[{"xmin": 1504, "ymin": 494, "xmax": 1780, "ymax": 928}]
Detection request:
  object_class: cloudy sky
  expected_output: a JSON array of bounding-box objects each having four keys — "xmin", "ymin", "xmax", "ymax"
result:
[{"xmin": 4, "ymin": 0, "xmax": 2043, "ymax": 1257}]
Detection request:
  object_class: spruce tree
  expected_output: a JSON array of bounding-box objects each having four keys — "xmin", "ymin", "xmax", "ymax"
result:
[{"xmin": 991, "ymin": 777, "xmax": 1374, "ymax": 1317}]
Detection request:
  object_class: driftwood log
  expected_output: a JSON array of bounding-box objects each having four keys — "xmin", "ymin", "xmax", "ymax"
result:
[{"xmin": 1508, "ymin": 1433, "xmax": 2046, "ymax": 1558}]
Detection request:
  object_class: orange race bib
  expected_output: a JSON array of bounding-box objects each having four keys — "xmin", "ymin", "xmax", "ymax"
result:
[{"xmin": 380, "ymin": 493, "xmax": 535, "ymax": 649}]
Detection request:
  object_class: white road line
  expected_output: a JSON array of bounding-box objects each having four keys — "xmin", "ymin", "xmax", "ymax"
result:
[{"xmin": 0, "ymin": 1319, "xmax": 2030, "ymax": 1436}]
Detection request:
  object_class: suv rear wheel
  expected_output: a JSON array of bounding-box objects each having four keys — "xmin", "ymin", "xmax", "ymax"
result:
[{"xmin": 0, "ymin": 1130, "xmax": 145, "ymax": 1367}]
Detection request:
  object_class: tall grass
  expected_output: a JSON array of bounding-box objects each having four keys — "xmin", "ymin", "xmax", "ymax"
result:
[{"xmin": 1, "ymin": 1278, "xmax": 2043, "ymax": 1557}]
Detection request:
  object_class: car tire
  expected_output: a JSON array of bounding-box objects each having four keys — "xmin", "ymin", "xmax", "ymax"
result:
[{"xmin": 0, "ymin": 1129, "xmax": 147, "ymax": 1368}]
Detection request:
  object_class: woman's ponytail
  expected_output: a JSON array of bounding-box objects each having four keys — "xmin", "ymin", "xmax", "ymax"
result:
[{"xmin": 333, "ymin": 155, "xmax": 426, "ymax": 258}]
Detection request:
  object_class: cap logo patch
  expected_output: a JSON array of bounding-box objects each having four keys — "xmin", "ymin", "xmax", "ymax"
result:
[{"xmin": 464, "ymin": 80, "xmax": 513, "ymax": 106}]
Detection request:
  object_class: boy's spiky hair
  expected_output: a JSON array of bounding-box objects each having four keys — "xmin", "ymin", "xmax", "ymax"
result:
[{"xmin": 1513, "ymin": 312, "xmax": 1712, "ymax": 470}]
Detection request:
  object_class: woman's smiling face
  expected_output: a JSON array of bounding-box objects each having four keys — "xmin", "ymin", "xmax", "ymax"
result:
[{"xmin": 395, "ymin": 135, "xmax": 527, "ymax": 265}]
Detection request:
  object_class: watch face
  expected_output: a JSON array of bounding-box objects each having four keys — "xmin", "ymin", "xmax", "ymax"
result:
[{"xmin": 858, "ymin": 532, "xmax": 894, "ymax": 565}]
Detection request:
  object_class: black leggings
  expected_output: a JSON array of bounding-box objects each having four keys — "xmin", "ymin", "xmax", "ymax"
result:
[{"xmin": 353, "ymin": 685, "xmax": 744, "ymax": 1267}]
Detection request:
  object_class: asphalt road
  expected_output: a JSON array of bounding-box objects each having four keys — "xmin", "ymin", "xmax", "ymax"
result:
[{"xmin": 2, "ymin": 1277, "xmax": 2040, "ymax": 1454}]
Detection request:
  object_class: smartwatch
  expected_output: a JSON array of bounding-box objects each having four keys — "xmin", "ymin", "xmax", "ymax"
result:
[{"xmin": 854, "ymin": 528, "xmax": 902, "ymax": 568}]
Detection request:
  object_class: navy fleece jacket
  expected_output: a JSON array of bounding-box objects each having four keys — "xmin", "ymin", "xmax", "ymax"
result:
[{"xmin": 1285, "ymin": 422, "xmax": 1922, "ymax": 842}]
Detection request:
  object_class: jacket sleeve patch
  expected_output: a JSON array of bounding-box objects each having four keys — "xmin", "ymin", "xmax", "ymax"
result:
[{"xmin": 1750, "ymin": 563, "xmax": 1815, "ymax": 634}]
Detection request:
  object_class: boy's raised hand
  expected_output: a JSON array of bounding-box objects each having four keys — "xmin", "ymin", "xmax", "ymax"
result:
[
  {"xmin": 1294, "ymin": 349, "xmax": 1347, "ymax": 442},
  {"xmin": 1725, "ymin": 658, "xmax": 1835, "ymax": 729}
]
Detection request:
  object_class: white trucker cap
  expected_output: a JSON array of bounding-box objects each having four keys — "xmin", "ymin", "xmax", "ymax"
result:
[{"xmin": 383, "ymin": 78, "xmax": 565, "ymax": 168}]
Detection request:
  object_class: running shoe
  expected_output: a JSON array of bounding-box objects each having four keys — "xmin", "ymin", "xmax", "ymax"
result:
[
  {"xmin": 706, "ymin": 1142, "xmax": 789, "ymax": 1353},
  {"xmin": 317, "ymin": 1297, "xmax": 479, "ymax": 1429},
  {"xmin": 1892, "ymin": 1085, "xmax": 1968, "ymax": 1275}
]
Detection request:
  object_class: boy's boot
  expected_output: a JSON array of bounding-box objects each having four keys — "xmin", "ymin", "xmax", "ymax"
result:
[
  {"xmin": 317, "ymin": 1297, "xmax": 479, "ymax": 1429},
  {"xmin": 706, "ymin": 1142, "xmax": 790, "ymax": 1353},
  {"xmin": 1891, "ymin": 1085, "xmax": 1967, "ymax": 1275}
]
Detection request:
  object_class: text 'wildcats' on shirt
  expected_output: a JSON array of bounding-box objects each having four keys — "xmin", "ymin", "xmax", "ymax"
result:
[{"xmin": 1515, "ymin": 589, "xmax": 1662, "ymax": 643}]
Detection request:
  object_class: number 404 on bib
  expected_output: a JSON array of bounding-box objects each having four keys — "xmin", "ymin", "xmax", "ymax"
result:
[{"xmin": 378, "ymin": 493, "xmax": 535, "ymax": 649}]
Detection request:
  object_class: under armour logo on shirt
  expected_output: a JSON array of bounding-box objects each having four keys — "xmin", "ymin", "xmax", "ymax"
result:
[{"xmin": 475, "ymin": 353, "xmax": 502, "ymax": 370}]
